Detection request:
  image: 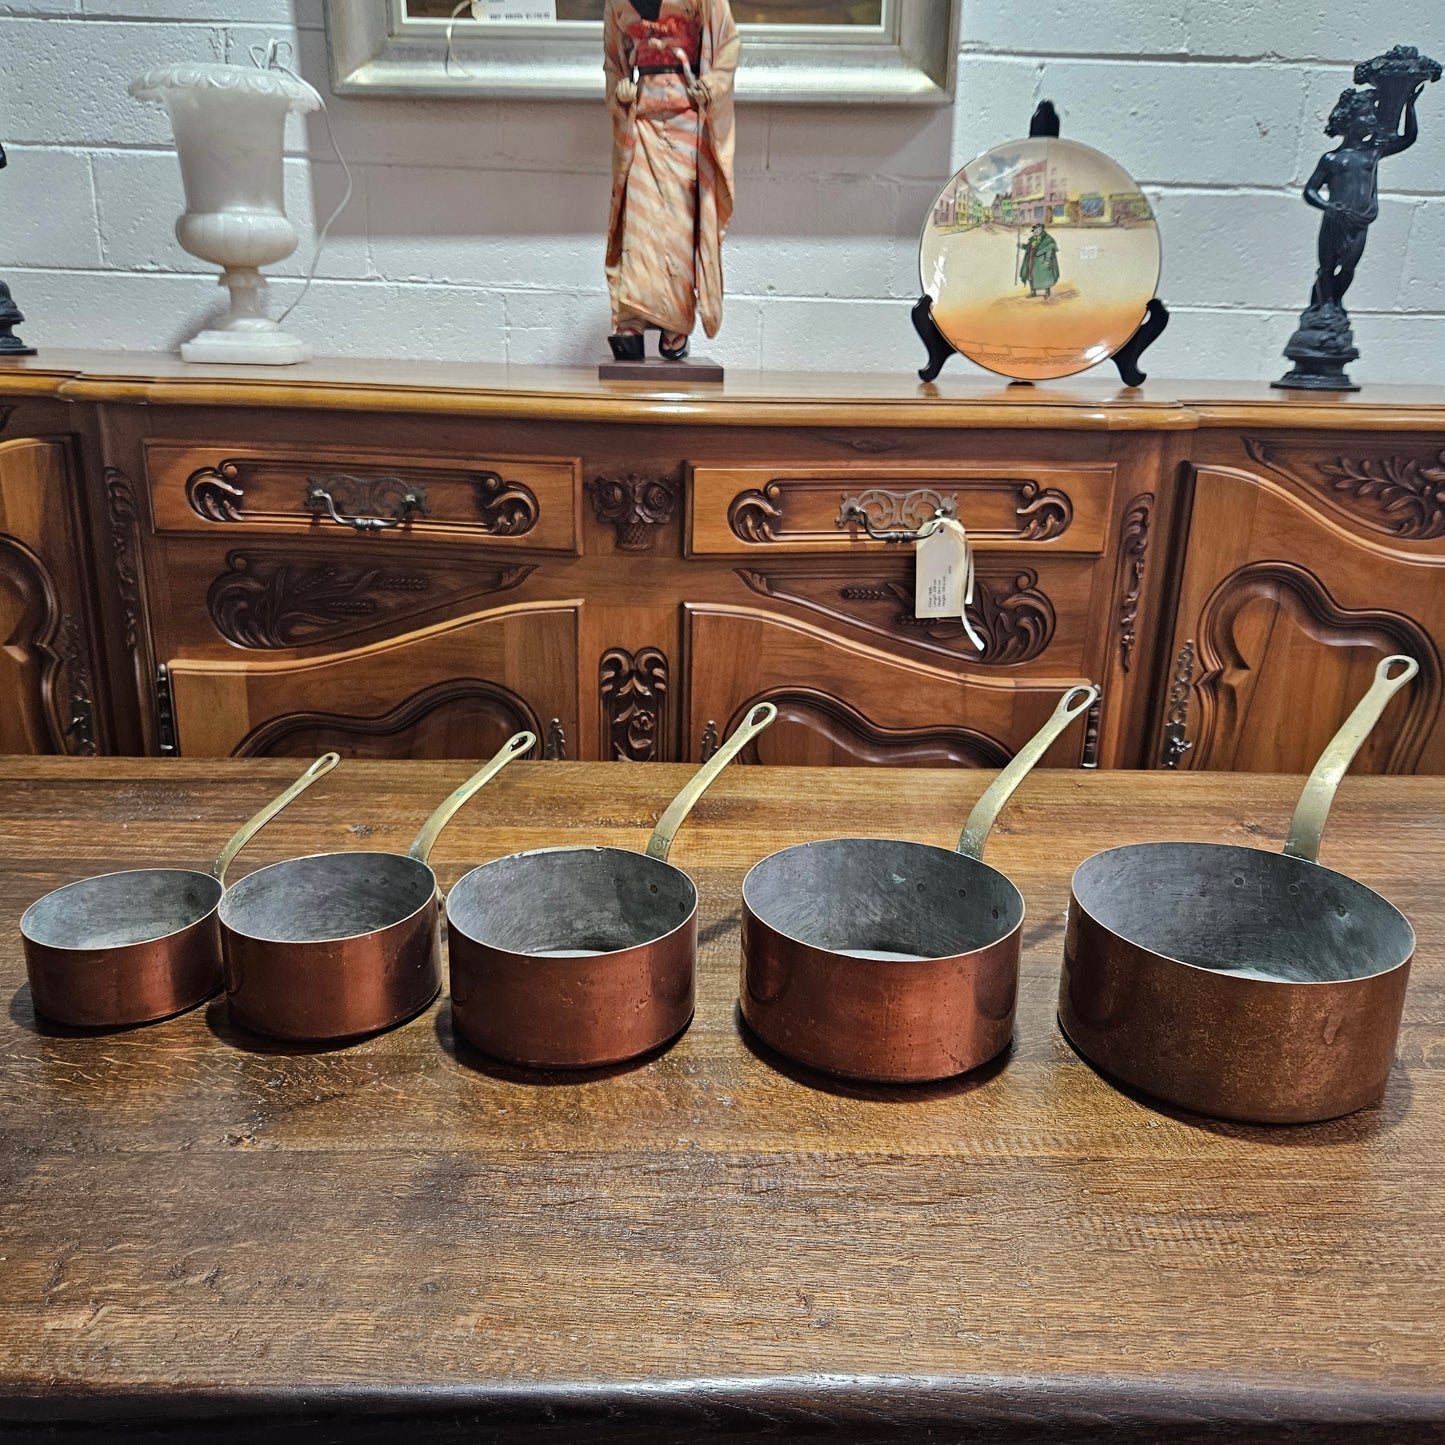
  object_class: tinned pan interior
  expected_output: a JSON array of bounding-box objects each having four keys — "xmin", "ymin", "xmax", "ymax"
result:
[
  {"xmin": 741, "ymin": 838, "xmax": 1025, "ymax": 1083},
  {"xmin": 447, "ymin": 846, "xmax": 698, "ymax": 1068},
  {"xmin": 220, "ymin": 851, "xmax": 442, "ymax": 1041},
  {"xmin": 1061, "ymin": 842, "xmax": 1415, "ymax": 1123},
  {"xmin": 21, "ymin": 868, "xmax": 225, "ymax": 1027}
]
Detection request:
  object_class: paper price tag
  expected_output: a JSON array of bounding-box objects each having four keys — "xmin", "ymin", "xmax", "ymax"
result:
[
  {"xmin": 914, "ymin": 523, "xmax": 966, "ymax": 618},
  {"xmin": 914, "ymin": 518, "xmax": 985, "ymax": 651},
  {"xmin": 471, "ymin": 0, "xmax": 556, "ymax": 20}
]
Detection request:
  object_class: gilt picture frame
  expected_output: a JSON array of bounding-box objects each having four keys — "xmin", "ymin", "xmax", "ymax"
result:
[{"xmin": 323, "ymin": 0, "xmax": 958, "ymax": 102}]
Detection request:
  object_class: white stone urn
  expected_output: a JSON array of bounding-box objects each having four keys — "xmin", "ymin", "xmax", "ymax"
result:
[{"xmin": 129, "ymin": 63, "xmax": 321, "ymax": 364}]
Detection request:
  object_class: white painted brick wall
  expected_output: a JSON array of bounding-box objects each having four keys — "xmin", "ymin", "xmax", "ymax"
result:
[{"xmin": 0, "ymin": 0, "xmax": 1441, "ymax": 382}]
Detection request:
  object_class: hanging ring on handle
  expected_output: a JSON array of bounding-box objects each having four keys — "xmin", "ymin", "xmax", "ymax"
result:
[
  {"xmin": 407, "ymin": 731, "xmax": 536, "ymax": 865},
  {"xmin": 645, "ymin": 702, "xmax": 778, "ymax": 862},
  {"xmin": 957, "ymin": 684, "xmax": 1098, "ymax": 861},
  {"xmin": 211, "ymin": 752, "xmax": 341, "ymax": 885},
  {"xmin": 1283, "ymin": 654, "xmax": 1419, "ymax": 863}
]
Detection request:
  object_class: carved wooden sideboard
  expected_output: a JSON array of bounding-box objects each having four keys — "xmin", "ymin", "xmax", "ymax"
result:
[{"xmin": 1, "ymin": 353, "xmax": 1441, "ymax": 772}]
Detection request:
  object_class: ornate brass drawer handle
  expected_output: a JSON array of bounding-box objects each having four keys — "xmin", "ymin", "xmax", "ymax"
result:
[
  {"xmin": 306, "ymin": 476, "xmax": 430, "ymax": 533},
  {"xmin": 836, "ymin": 489, "xmax": 958, "ymax": 543}
]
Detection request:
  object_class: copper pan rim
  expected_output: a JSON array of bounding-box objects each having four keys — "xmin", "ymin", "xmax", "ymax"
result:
[
  {"xmin": 1070, "ymin": 841, "xmax": 1416, "ymax": 985},
  {"xmin": 446, "ymin": 846, "xmax": 698, "ymax": 957},
  {"xmin": 219, "ymin": 850, "xmax": 437, "ymax": 945},
  {"xmin": 21, "ymin": 867, "xmax": 222, "ymax": 951},
  {"xmin": 742, "ymin": 837, "xmax": 1025, "ymax": 961}
]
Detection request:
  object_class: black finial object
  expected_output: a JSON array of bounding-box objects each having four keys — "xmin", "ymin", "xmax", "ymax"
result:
[
  {"xmin": 1275, "ymin": 44, "xmax": 1438, "ymax": 391},
  {"xmin": 0, "ymin": 143, "xmax": 37, "ymax": 357},
  {"xmin": 1029, "ymin": 101, "xmax": 1060, "ymax": 138}
]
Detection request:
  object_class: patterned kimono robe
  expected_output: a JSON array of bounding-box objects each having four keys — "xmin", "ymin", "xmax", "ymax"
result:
[{"xmin": 604, "ymin": 0, "xmax": 739, "ymax": 339}]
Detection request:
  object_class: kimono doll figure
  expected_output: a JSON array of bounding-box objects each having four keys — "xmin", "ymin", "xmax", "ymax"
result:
[
  {"xmin": 604, "ymin": 0, "xmax": 740, "ymax": 361},
  {"xmin": 1018, "ymin": 223, "xmax": 1059, "ymax": 299}
]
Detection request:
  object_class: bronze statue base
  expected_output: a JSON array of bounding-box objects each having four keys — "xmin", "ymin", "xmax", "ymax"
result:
[
  {"xmin": 1273, "ymin": 362, "xmax": 1360, "ymax": 392},
  {"xmin": 1274, "ymin": 301, "xmax": 1361, "ymax": 391}
]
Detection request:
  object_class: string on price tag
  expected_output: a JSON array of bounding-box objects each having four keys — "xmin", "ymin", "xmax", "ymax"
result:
[{"xmin": 914, "ymin": 516, "xmax": 985, "ymax": 652}]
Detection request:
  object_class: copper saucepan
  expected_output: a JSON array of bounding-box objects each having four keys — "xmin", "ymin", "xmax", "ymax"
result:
[
  {"xmin": 1060, "ymin": 655, "xmax": 1419, "ymax": 1124},
  {"xmin": 20, "ymin": 754, "xmax": 340, "ymax": 1028},
  {"xmin": 219, "ymin": 732, "xmax": 535, "ymax": 1042},
  {"xmin": 740, "ymin": 685, "xmax": 1097, "ymax": 1083},
  {"xmin": 446, "ymin": 703, "xmax": 778, "ymax": 1068}
]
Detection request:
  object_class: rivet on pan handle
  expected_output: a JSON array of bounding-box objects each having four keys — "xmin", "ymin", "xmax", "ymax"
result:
[
  {"xmin": 212, "ymin": 752, "xmax": 341, "ymax": 886},
  {"xmin": 645, "ymin": 702, "xmax": 779, "ymax": 862},
  {"xmin": 1283, "ymin": 654, "xmax": 1418, "ymax": 864},
  {"xmin": 407, "ymin": 731, "xmax": 537, "ymax": 864},
  {"xmin": 956, "ymin": 684, "xmax": 1098, "ymax": 861}
]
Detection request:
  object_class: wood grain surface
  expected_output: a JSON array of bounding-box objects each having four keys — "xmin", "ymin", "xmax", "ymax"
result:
[
  {"xmin": 8, "ymin": 349, "xmax": 1445, "ymax": 430},
  {"xmin": 0, "ymin": 759, "xmax": 1441, "ymax": 1442}
]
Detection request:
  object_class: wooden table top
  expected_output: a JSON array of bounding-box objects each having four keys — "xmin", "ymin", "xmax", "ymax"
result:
[
  {"xmin": 1, "ymin": 759, "xmax": 1441, "ymax": 1443},
  {"xmin": 6, "ymin": 350, "xmax": 1445, "ymax": 430}
]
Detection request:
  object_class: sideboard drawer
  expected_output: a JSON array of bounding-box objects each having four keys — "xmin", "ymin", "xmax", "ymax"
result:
[
  {"xmin": 144, "ymin": 442, "xmax": 581, "ymax": 553},
  {"xmin": 687, "ymin": 463, "xmax": 1113, "ymax": 557}
]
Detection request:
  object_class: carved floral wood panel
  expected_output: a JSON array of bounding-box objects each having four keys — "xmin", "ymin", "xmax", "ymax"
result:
[
  {"xmin": 1243, "ymin": 438, "xmax": 1445, "ymax": 543},
  {"xmin": 0, "ymin": 439, "xmax": 97, "ymax": 754},
  {"xmin": 206, "ymin": 550, "xmax": 534, "ymax": 650},
  {"xmin": 690, "ymin": 465, "xmax": 1112, "ymax": 556},
  {"xmin": 145, "ymin": 443, "xmax": 577, "ymax": 552},
  {"xmin": 586, "ymin": 473, "xmax": 679, "ymax": 551},
  {"xmin": 599, "ymin": 646, "xmax": 669, "ymax": 762},
  {"xmin": 1166, "ymin": 463, "xmax": 1445, "ymax": 773},
  {"xmin": 685, "ymin": 604, "xmax": 1091, "ymax": 768},
  {"xmin": 737, "ymin": 564, "xmax": 1057, "ymax": 665}
]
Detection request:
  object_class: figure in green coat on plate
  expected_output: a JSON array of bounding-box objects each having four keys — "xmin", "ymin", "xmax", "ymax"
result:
[{"xmin": 1019, "ymin": 223, "xmax": 1060, "ymax": 298}]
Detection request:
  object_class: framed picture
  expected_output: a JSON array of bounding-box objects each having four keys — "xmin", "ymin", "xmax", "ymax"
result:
[{"xmin": 323, "ymin": 0, "xmax": 958, "ymax": 102}]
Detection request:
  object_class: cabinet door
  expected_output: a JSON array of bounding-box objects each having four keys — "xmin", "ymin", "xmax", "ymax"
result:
[
  {"xmin": 685, "ymin": 605, "xmax": 1093, "ymax": 766},
  {"xmin": 166, "ymin": 602, "xmax": 579, "ymax": 759},
  {"xmin": 0, "ymin": 436, "xmax": 99, "ymax": 755},
  {"xmin": 1161, "ymin": 453, "xmax": 1444, "ymax": 773}
]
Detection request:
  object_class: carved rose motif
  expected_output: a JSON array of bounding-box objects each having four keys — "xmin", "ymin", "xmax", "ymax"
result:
[{"xmin": 587, "ymin": 474, "xmax": 678, "ymax": 550}]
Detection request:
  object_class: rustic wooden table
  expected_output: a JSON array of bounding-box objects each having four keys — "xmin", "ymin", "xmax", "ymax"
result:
[{"xmin": 0, "ymin": 759, "xmax": 1441, "ymax": 1443}]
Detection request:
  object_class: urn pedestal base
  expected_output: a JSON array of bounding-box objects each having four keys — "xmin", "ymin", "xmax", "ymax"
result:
[{"xmin": 181, "ymin": 325, "xmax": 312, "ymax": 366}]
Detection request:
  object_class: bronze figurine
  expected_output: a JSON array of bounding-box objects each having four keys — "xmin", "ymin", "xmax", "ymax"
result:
[
  {"xmin": 0, "ymin": 143, "xmax": 36, "ymax": 357},
  {"xmin": 1276, "ymin": 45, "xmax": 1438, "ymax": 391}
]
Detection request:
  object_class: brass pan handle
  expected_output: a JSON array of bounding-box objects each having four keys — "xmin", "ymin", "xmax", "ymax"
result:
[
  {"xmin": 1283, "ymin": 654, "xmax": 1418, "ymax": 863},
  {"xmin": 212, "ymin": 752, "xmax": 341, "ymax": 885},
  {"xmin": 408, "ymin": 731, "xmax": 536, "ymax": 865},
  {"xmin": 645, "ymin": 702, "xmax": 778, "ymax": 862},
  {"xmin": 957, "ymin": 684, "xmax": 1098, "ymax": 861}
]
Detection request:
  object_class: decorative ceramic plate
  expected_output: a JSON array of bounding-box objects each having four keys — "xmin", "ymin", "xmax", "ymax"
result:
[{"xmin": 919, "ymin": 137, "xmax": 1161, "ymax": 381}]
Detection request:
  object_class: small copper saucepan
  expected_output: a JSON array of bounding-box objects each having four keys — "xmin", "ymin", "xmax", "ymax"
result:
[
  {"xmin": 446, "ymin": 703, "xmax": 778, "ymax": 1068},
  {"xmin": 219, "ymin": 732, "xmax": 535, "ymax": 1042},
  {"xmin": 20, "ymin": 754, "xmax": 340, "ymax": 1028},
  {"xmin": 1060, "ymin": 655, "xmax": 1419, "ymax": 1124},
  {"xmin": 740, "ymin": 685, "xmax": 1098, "ymax": 1083}
]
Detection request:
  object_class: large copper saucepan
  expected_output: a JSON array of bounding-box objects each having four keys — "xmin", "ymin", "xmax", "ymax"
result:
[
  {"xmin": 220, "ymin": 733, "xmax": 534, "ymax": 1042},
  {"xmin": 21, "ymin": 754, "xmax": 340, "ymax": 1028},
  {"xmin": 1060, "ymin": 655, "xmax": 1419, "ymax": 1124},
  {"xmin": 446, "ymin": 703, "xmax": 778, "ymax": 1068},
  {"xmin": 740, "ymin": 685, "xmax": 1097, "ymax": 1083}
]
